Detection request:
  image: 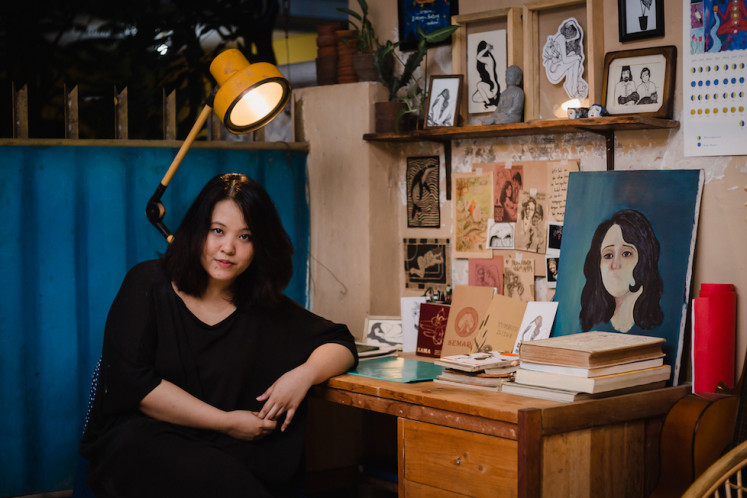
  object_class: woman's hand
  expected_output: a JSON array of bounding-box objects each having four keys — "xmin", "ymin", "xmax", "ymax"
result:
[
  {"xmin": 256, "ymin": 365, "xmax": 313, "ymax": 432},
  {"xmin": 222, "ymin": 410, "xmax": 278, "ymax": 441},
  {"xmin": 256, "ymin": 343, "xmax": 355, "ymax": 432}
]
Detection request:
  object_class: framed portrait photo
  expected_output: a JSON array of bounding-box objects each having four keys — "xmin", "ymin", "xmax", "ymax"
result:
[
  {"xmin": 424, "ymin": 75, "xmax": 463, "ymax": 128},
  {"xmin": 602, "ymin": 46, "xmax": 676, "ymax": 119},
  {"xmin": 618, "ymin": 0, "xmax": 664, "ymax": 42}
]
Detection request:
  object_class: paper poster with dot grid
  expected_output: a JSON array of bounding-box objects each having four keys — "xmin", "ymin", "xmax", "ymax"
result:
[{"xmin": 683, "ymin": 0, "xmax": 747, "ymax": 156}]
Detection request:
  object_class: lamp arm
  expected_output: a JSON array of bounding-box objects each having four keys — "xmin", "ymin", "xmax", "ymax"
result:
[{"xmin": 146, "ymin": 104, "xmax": 214, "ymax": 242}]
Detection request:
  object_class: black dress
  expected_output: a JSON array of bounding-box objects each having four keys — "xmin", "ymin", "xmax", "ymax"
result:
[{"xmin": 80, "ymin": 260, "xmax": 357, "ymax": 497}]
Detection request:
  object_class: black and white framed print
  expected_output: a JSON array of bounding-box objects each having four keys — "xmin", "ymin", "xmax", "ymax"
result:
[{"xmin": 618, "ymin": 0, "xmax": 664, "ymax": 42}]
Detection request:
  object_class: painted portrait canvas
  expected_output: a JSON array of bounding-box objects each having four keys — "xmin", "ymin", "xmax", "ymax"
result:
[{"xmin": 551, "ymin": 170, "xmax": 704, "ymax": 384}]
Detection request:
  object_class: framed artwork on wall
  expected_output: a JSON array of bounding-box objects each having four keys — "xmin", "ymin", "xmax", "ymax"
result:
[
  {"xmin": 398, "ymin": 0, "xmax": 459, "ymax": 52},
  {"xmin": 424, "ymin": 75, "xmax": 463, "ymax": 128},
  {"xmin": 406, "ymin": 156, "xmax": 440, "ymax": 228},
  {"xmin": 618, "ymin": 0, "xmax": 664, "ymax": 42},
  {"xmin": 602, "ymin": 45, "xmax": 676, "ymax": 118},
  {"xmin": 522, "ymin": 0, "xmax": 604, "ymax": 121},
  {"xmin": 466, "ymin": 29, "xmax": 507, "ymax": 115}
]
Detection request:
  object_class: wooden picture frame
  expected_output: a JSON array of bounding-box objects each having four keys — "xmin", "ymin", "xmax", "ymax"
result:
[
  {"xmin": 451, "ymin": 8, "xmax": 523, "ymax": 125},
  {"xmin": 602, "ymin": 45, "xmax": 676, "ymax": 119},
  {"xmin": 618, "ymin": 0, "xmax": 664, "ymax": 42},
  {"xmin": 424, "ymin": 75, "xmax": 464, "ymax": 128},
  {"xmin": 523, "ymin": 0, "xmax": 604, "ymax": 121}
]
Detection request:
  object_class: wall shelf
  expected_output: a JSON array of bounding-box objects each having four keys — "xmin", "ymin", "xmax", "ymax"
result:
[
  {"xmin": 363, "ymin": 115, "xmax": 679, "ymax": 143},
  {"xmin": 362, "ymin": 116, "xmax": 680, "ymax": 198}
]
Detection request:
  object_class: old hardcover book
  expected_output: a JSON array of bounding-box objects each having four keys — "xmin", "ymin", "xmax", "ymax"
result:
[
  {"xmin": 436, "ymin": 370, "xmax": 510, "ymax": 388},
  {"xmin": 518, "ymin": 331, "xmax": 665, "ymax": 368},
  {"xmin": 433, "ymin": 378, "xmax": 502, "ymax": 392},
  {"xmin": 435, "ymin": 351, "xmax": 519, "ymax": 372},
  {"xmin": 501, "ymin": 380, "xmax": 667, "ymax": 402},
  {"xmin": 514, "ymin": 365, "xmax": 671, "ymax": 394},
  {"xmin": 439, "ymin": 286, "xmax": 495, "ymax": 357},
  {"xmin": 415, "ymin": 302, "xmax": 450, "ymax": 358},
  {"xmin": 519, "ymin": 357, "xmax": 664, "ymax": 378}
]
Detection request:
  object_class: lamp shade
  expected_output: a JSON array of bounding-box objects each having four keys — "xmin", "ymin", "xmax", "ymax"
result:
[{"xmin": 210, "ymin": 49, "xmax": 291, "ymax": 133}]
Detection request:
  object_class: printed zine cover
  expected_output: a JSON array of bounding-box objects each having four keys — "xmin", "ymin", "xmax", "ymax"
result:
[
  {"xmin": 406, "ymin": 156, "xmax": 440, "ymax": 228},
  {"xmin": 492, "ymin": 163, "xmax": 524, "ymax": 222},
  {"xmin": 403, "ymin": 238, "xmax": 451, "ymax": 290},
  {"xmin": 453, "ymin": 171, "xmax": 493, "ymax": 258},
  {"xmin": 401, "ymin": 296, "xmax": 429, "ymax": 353},
  {"xmin": 512, "ymin": 301, "xmax": 559, "ymax": 353},
  {"xmin": 440, "ymin": 286, "xmax": 495, "ymax": 357},
  {"xmin": 514, "ymin": 190, "xmax": 549, "ymax": 254},
  {"xmin": 468, "ymin": 255, "xmax": 504, "ymax": 292},
  {"xmin": 504, "ymin": 256, "xmax": 535, "ymax": 301},
  {"xmin": 551, "ymin": 170, "xmax": 704, "ymax": 384},
  {"xmin": 416, "ymin": 302, "xmax": 450, "ymax": 358},
  {"xmin": 470, "ymin": 294, "xmax": 527, "ymax": 354}
]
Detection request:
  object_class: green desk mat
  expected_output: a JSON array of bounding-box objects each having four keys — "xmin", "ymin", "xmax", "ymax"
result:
[{"xmin": 349, "ymin": 356, "xmax": 444, "ymax": 383}]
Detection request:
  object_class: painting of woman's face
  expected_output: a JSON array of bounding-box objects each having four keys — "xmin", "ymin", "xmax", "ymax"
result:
[{"xmin": 599, "ymin": 224, "xmax": 638, "ymax": 298}]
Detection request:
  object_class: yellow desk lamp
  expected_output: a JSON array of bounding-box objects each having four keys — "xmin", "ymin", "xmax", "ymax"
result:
[{"xmin": 146, "ymin": 48, "xmax": 291, "ymax": 242}]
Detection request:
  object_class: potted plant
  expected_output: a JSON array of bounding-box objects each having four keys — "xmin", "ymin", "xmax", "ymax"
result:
[
  {"xmin": 337, "ymin": 0, "xmax": 379, "ymax": 81},
  {"xmin": 374, "ymin": 24, "xmax": 459, "ymax": 133}
]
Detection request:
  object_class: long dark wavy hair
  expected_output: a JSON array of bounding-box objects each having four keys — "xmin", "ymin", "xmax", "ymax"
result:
[
  {"xmin": 163, "ymin": 173, "xmax": 293, "ymax": 307},
  {"xmin": 579, "ymin": 209, "xmax": 664, "ymax": 331}
]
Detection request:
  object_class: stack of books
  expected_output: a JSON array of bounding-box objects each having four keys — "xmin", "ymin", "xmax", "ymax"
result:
[
  {"xmin": 432, "ymin": 351, "xmax": 519, "ymax": 392},
  {"xmin": 502, "ymin": 331, "xmax": 670, "ymax": 402}
]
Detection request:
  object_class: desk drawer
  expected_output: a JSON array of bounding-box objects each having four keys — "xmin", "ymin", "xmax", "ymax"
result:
[{"xmin": 400, "ymin": 419, "xmax": 518, "ymax": 497}]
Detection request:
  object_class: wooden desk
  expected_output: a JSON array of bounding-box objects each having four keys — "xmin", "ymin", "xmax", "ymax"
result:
[{"xmin": 311, "ymin": 372, "xmax": 689, "ymax": 497}]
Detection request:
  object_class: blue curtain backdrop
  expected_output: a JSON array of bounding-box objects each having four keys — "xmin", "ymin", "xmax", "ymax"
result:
[{"xmin": 0, "ymin": 144, "xmax": 309, "ymax": 496}]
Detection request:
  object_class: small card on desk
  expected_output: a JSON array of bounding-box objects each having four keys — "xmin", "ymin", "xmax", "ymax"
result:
[{"xmin": 349, "ymin": 356, "xmax": 444, "ymax": 383}]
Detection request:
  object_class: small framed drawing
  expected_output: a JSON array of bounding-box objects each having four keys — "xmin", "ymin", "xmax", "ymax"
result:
[
  {"xmin": 602, "ymin": 46, "xmax": 676, "ymax": 119},
  {"xmin": 618, "ymin": 0, "xmax": 664, "ymax": 43},
  {"xmin": 364, "ymin": 315, "xmax": 403, "ymax": 349},
  {"xmin": 424, "ymin": 75, "xmax": 463, "ymax": 128}
]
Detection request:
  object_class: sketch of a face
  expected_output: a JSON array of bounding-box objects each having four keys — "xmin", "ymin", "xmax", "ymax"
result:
[
  {"xmin": 523, "ymin": 199, "xmax": 536, "ymax": 221},
  {"xmin": 641, "ymin": 68, "xmax": 650, "ymax": 82},
  {"xmin": 621, "ymin": 67, "xmax": 632, "ymax": 82},
  {"xmin": 531, "ymin": 209, "xmax": 543, "ymax": 227},
  {"xmin": 600, "ymin": 224, "xmax": 639, "ymax": 298}
]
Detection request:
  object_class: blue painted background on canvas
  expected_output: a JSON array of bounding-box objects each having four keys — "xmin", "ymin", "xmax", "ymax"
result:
[
  {"xmin": 551, "ymin": 170, "xmax": 703, "ymax": 382},
  {"xmin": 0, "ymin": 145, "xmax": 309, "ymax": 496}
]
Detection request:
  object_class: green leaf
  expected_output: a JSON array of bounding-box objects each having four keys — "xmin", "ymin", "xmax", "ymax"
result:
[
  {"xmin": 423, "ymin": 25, "xmax": 459, "ymax": 43},
  {"xmin": 336, "ymin": 7, "xmax": 363, "ymax": 22}
]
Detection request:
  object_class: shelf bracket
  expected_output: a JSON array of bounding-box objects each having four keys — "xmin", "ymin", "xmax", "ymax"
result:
[
  {"xmin": 584, "ymin": 128, "xmax": 615, "ymax": 171},
  {"xmin": 605, "ymin": 130, "xmax": 615, "ymax": 171}
]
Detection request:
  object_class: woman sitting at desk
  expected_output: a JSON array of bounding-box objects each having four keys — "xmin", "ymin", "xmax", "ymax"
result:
[{"xmin": 80, "ymin": 173, "xmax": 357, "ymax": 497}]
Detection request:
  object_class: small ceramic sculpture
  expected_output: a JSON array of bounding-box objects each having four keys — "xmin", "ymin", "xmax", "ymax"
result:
[
  {"xmin": 588, "ymin": 104, "xmax": 608, "ymax": 118},
  {"xmin": 486, "ymin": 65, "xmax": 525, "ymax": 125}
]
